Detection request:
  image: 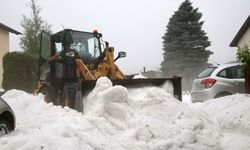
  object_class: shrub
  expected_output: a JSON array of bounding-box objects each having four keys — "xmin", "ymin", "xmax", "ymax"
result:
[
  {"xmin": 237, "ymin": 45, "xmax": 250, "ymax": 62},
  {"xmin": 237, "ymin": 45, "xmax": 250, "ymax": 73},
  {"xmin": 2, "ymin": 52, "xmax": 38, "ymax": 93}
]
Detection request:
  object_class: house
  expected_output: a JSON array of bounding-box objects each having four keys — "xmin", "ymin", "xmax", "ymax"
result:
[
  {"xmin": 0, "ymin": 23, "xmax": 21, "ymax": 87},
  {"xmin": 230, "ymin": 15, "xmax": 250, "ymax": 93},
  {"xmin": 140, "ymin": 67, "xmax": 164, "ymax": 78},
  {"xmin": 141, "ymin": 70, "xmax": 163, "ymax": 78},
  {"xmin": 230, "ymin": 15, "xmax": 250, "ymax": 47}
]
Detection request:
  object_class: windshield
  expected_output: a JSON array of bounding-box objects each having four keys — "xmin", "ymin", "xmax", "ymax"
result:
[{"xmin": 65, "ymin": 31, "xmax": 101, "ymax": 62}]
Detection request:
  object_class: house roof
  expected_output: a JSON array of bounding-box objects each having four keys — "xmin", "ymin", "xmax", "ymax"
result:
[
  {"xmin": 230, "ymin": 15, "xmax": 250, "ymax": 47},
  {"xmin": 0, "ymin": 22, "xmax": 21, "ymax": 35}
]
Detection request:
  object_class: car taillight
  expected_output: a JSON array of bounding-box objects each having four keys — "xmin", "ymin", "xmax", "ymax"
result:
[{"xmin": 201, "ymin": 78, "xmax": 217, "ymax": 88}]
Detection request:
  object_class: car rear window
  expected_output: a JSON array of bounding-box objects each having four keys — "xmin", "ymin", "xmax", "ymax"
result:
[{"xmin": 197, "ymin": 67, "xmax": 217, "ymax": 78}]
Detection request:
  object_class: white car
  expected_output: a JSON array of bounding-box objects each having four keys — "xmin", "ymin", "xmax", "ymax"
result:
[{"xmin": 191, "ymin": 63, "xmax": 245, "ymax": 102}]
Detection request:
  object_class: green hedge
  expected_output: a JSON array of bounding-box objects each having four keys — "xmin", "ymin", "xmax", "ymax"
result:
[{"xmin": 2, "ymin": 52, "xmax": 38, "ymax": 93}]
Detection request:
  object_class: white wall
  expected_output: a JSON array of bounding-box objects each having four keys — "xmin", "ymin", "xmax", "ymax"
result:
[
  {"xmin": 0, "ymin": 28, "xmax": 9, "ymax": 88},
  {"xmin": 238, "ymin": 27, "xmax": 250, "ymax": 47}
]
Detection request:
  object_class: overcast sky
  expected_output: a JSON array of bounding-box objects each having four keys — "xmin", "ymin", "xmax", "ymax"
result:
[{"xmin": 0, "ymin": 0, "xmax": 250, "ymax": 74}]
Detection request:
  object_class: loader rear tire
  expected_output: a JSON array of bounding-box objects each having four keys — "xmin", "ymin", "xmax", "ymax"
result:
[
  {"xmin": 63, "ymin": 84, "xmax": 76, "ymax": 109},
  {"xmin": 40, "ymin": 86, "xmax": 55, "ymax": 104}
]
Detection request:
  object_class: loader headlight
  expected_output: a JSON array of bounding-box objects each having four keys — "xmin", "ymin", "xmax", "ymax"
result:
[
  {"xmin": 65, "ymin": 51, "xmax": 75, "ymax": 57},
  {"xmin": 118, "ymin": 51, "xmax": 126, "ymax": 58},
  {"xmin": 114, "ymin": 51, "xmax": 127, "ymax": 62}
]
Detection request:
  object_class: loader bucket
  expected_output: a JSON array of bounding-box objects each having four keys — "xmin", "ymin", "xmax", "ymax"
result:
[{"xmin": 81, "ymin": 77, "xmax": 182, "ymax": 101}]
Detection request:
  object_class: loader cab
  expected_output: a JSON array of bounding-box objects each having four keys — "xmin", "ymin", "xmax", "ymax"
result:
[
  {"xmin": 62, "ymin": 29, "xmax": 102, "ymax": 63},
  {"xmin": 38, "ymin": 29, "xmax": 103, "ymax": 82}
]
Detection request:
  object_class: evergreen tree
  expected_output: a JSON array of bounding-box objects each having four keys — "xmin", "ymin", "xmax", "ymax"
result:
[
  {"xmin": 20, "ymin": 0, "xmax": 51, "ymax": 56},
  {"xmin": 161, "ymin": 0, "xmax": 212, "ymax": 90}
]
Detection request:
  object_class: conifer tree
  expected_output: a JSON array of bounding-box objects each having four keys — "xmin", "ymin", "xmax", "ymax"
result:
[
  {"xmin": 20, "ymin": 0, "xmax": 51, "ymax": 56},
  {"xmin": 161, "ymin": 0, "xmax": 212, "ymax": 90}
]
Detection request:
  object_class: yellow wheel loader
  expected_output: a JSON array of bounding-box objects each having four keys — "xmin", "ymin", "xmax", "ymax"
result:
[{"xmin": 36, "ymin": 29, "xmax": 182, "ymax": 112}]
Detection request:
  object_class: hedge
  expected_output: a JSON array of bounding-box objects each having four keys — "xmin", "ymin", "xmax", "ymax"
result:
[{"xmin": 2, "ymin": 52, "xmax": 38, "ymax": 93}]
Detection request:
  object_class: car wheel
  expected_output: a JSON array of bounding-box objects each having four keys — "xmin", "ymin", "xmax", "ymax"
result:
[
  {"xmin": 0, "ymin": 119, "xmax": 11, "ymax": 136},
  {"xmin": 214, "ymin": 92, "xmax": 232, "ymax": 98}
]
